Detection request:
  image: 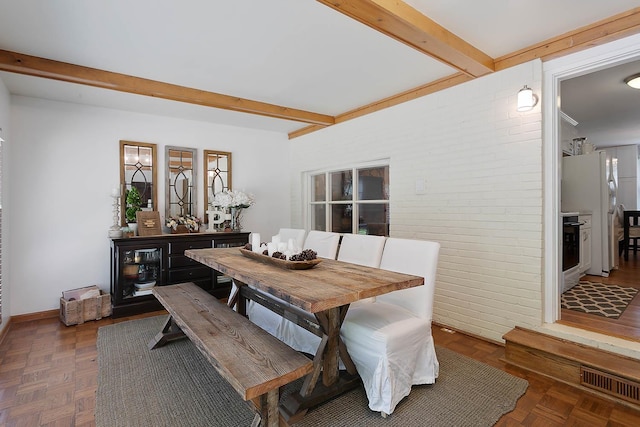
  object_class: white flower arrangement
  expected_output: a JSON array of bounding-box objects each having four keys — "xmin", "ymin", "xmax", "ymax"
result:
[{"xmin": 213, "ymin": 190, "xmax": 255, "ymax": 209}]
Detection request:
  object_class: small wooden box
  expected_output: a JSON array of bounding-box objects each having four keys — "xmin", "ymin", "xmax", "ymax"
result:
[{"xmin": 60, "ymin": 288, "xmax": 112, "ymax": 326}]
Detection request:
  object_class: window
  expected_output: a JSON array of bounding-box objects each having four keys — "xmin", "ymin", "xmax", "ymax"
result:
[{"xmin": 309, "ymin": 162, "xmax": 389, "ymax": 236}]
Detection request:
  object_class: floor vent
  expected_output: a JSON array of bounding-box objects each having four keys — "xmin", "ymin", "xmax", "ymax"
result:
[{"xmin": 581, "ymin": 366, "xmax": 640, "ymax": 405}]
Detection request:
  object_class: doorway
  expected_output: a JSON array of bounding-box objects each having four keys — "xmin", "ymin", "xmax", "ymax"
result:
[{"xmin": 543, "ymin": 33, "xmax": 640, "ymax": 344}]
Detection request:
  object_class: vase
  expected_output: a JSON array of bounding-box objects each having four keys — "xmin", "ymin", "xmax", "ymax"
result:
[{"xmin": 231, "ymin": 207, "xmax": 243, "ymax": 232}]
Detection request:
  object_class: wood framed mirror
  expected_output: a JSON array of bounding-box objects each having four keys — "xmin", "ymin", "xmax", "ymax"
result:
[
  {"xmin": 166, "ymin": 146, "xmax": 197, "ymax": 220},
  {"xmin": 120, "ymin": 140, "xmax": 157, "ymax": 226},
  {"xmin": 203, "ymin": 150, "xmax": 232, "ymax": 220}
]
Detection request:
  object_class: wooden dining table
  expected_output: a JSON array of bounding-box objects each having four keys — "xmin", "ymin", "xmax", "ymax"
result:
[{"xmin": 185, "ymin": 247, "xmax": 424, "ymax": 421}]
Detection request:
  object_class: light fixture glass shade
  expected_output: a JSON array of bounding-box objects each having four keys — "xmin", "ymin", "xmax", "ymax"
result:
[
  {"xmin": 517, "ymin": 85, "xmax": 538, "ymax": 112},
  {"xmin": 624, "ymin": 73, "xmax": 640, "ymax": 89}
]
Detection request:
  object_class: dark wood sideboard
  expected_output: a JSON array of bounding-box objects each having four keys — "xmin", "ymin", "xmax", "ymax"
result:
[{"xmin": 110, "ymin": 232, "xmax": 249, "ymax": 317}]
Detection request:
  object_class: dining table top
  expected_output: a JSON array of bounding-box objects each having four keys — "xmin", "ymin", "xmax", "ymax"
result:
[{"xmin": 185, "ymin": 247, "xmax": 424, "ymax": 313}]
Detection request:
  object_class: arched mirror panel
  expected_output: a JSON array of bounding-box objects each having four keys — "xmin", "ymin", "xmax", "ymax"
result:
[
  {"xmin": 120, "ymin": 140, "xmax": 157, "ymax": 226},
  {"xmin": 204, "ymin": 150, "xmax": 232, "ymax": 221},
  {"xmin": 166, "ymin": 146, "xmax": 197, "ymax": 220}
]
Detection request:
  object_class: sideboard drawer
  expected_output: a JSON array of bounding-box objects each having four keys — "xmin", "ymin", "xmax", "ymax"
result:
[
  {"xmin": 168, "ymin": 255, "xmax": 201, "ymax": 269},
  {"xmin": 169, "ymin": 239, "xmax": 214, "ymax": 254},
  {"xmin": 168, "ymin": 266, "xmax": 211, "ymax": 283}
]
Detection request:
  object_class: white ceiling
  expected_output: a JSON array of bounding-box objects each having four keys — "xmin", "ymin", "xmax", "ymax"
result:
[
  {"xmin": 1, "ymin": 0, "xmax": 639, "ymax": 136},
  {"xmin": 561, "ymin": 58, "xmax": 640, "ymax": 148}
]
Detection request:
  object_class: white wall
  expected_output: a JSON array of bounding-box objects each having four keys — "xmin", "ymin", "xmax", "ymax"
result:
[
  {"xmin": 0, "ymin": 77, "xmax": 9, "ymax": 332},
  {"xmin": 290, "ymin": 61, "xmax": 543, "ymax": 343},
  {"xmin": 8, "ymin": 96, "xmax": 290, "ymax": 315}
]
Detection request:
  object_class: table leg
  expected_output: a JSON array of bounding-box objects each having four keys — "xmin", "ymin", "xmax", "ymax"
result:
[
  {"xmin": 228, "ymin": 280, "xmax": 248, "ymax": 316},
  {"xmin": 280, "ymin": 306, "xmax": 360, "ymax": 422},
  {"xmin": 322, "ymin": 308, "xmax": 340, "ymax": 386}
]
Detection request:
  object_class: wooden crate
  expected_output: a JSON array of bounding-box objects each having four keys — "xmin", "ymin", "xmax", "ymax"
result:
[{"xmin": 60, "ymin": 289, "xmax": 112, "ymax": 326}]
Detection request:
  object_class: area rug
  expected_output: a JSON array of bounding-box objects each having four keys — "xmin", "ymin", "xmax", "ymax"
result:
[
  {"xmin": 561, "ymin": 281, "xmax": 639, "ymax": 319},
  {"xmin": 96, "ymin": 316, "xmax": 528, "ymax": 427}
]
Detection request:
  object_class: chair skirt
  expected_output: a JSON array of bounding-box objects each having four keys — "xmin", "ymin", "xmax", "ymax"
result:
[
  {"xmin": 341, "ymin": 301, "xmax": 439, "ymax": 415},
  {"xmin": 247, "ymin": 301, "xmax": 321, "ymax": 356}
]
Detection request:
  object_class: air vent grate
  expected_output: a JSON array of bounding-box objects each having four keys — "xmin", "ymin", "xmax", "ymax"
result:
[{"xmin": 581, "ymin": 366, "xmax": 640, "ymax": 405}]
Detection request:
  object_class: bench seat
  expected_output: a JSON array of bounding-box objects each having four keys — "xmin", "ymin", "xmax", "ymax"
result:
[{"xmin": 150, "ymin": 282, "xmax": 313, "ymax": 426}]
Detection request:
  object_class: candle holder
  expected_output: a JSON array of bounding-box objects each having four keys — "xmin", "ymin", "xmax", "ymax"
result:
[{"xmin": 109, "ymin": 187, "xmax": 123, "ymax": 238}]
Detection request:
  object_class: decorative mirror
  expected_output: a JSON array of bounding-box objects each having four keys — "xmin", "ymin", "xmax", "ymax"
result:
[
  {"xmin": 166, "ymin": 146, "xmax": 197, "ymax": 220},
  {"xmin": 120, "ymin": 140, "xmax": 157, "ymax": 226},
  {"xmin": 203, "ymin": 150, "xmax": 232, "ymax": 215}
]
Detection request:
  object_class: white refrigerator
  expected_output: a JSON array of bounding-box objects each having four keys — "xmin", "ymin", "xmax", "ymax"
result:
[{"xmin": 561, "ymin": 151, "xmax": 617, "ymax": 276}]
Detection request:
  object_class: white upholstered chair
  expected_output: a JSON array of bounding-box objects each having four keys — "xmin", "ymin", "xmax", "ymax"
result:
[
  {"xmin": 337, "ymin": 233, "xmax": 386, "ymax": 268},
  {"xmin": 335, "ymin": 233, "xmax": 387, "ymax": 304},
  {"xmin": 246, "ymin": 231, "xmax": 342, "ymax": 349},
  {"xmin": 277, "ymin": 228, "xmax": 306, "ymax": 250},
  {"xmin": 272, "ymin": 233, "xmax": 387, "ymax": 354},
  {"xmin": 302, "ymin": 230, "xmax": 341, "ymax": 259},
  {"xmin": 340, "ymin": 238, "xmax": 441, "ymax": 416}
]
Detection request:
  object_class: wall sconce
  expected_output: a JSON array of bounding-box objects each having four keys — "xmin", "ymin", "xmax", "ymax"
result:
[
  {"xmin": 624, "ymin": 73, "xmax": 640, "ymax": 89},
  {"xmin": 517, "ymin": 85, "xmax": 538, "ymax": 112}
]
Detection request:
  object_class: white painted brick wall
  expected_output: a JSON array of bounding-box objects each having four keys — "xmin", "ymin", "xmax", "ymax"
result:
[{"xmin": 290, "ymin": 61, "xmax": 543, "ymax": 343}]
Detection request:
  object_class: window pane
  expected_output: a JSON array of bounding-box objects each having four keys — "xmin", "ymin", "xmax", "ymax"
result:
[
  {"xmin": 312, "ymin": 174, "xmax": 326, "ymax": 202},
  {"xmin": 331, "ymin": 204, "xmax": 353, "ymax": 233},
  {"xmin": 358, "ymin": 166, "xmax": 389, "ymax": 200},
  {"xmin": 358, "ymin": 203, "xmax": 389, "ymax": 236},
  {"xmin": 331, "ymin": 171, "xmax": 353, "ymax": 201},
  {"xmin": 311, "ymin": 204, "xmax": 326, "ymax": 231}
]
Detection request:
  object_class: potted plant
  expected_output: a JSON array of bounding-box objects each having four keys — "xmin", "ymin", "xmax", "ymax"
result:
[{"xmin": 125, "ymin": 186, "xmax": 142, "ymax": 235}]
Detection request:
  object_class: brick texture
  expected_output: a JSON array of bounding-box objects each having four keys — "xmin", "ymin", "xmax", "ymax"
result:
[{"xmin": 290, "ymin": 61, "xmax": 543, "ymax": 343}]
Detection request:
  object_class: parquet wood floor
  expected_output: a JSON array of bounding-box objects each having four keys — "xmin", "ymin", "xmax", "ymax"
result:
[{"xmin": 1, "ymin": 311, "xmax": 640, "ymax": 426}]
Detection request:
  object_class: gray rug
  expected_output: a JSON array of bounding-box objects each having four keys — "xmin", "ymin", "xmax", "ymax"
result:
[{"xmin": 96, "ymin": 316, "xmax": 528, "ymax": 427}]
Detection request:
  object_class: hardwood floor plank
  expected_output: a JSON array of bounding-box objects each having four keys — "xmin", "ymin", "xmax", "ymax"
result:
[
  {"xmin": 560, "ymin": 254, "xmax": 640, "ymax": 341},
  {"xmin": 1, "ymin": 306, "xmax": 639, "ymax": 425}
]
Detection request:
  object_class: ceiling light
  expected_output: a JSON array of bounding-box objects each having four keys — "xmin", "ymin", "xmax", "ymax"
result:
[
  {"xmin": 624, "ymin": 73, "xmax": 640, "ymax": 89},
  {"xmin": 517, "ymin": 85, "xmax": 538, "ymax": 112}
]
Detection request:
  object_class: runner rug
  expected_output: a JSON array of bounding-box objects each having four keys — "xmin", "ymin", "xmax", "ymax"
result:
[
  {"xmin": 561, "ymin": 281, "xmax": 639, "ymax": 319},
  {"xmin": 96, "ymin": 315, "xmax": 528, "ymax": 427}
]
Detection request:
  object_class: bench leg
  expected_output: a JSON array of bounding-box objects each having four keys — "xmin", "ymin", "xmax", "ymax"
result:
[
  {"xmin": 253, "ymin": 389, "xmax": 279, "ymax": 427},
  {"xmin": 148, "ymin": 316, "xmax": 187, "ymax": 350}
]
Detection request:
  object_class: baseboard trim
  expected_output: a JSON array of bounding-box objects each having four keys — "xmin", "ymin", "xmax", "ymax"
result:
[
  {"xmin": 433, "ymin": 321, "xmax": 504, "ymax": 347},
  {"xmin": 0, "ymin": 309, "xmax": 59, "ymax": 346},
  {"xmin": 11, "ymin": 309, "xmax": 59, "ymax": 324},
  {"xmin": 0, "ymin": 318, "xmax": 12, "ymax": 346}
]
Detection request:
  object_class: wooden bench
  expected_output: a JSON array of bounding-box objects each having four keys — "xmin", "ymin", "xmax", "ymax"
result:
[{"xmin": 149, "ymin": 282, "xmax": 314, "ymax": 427}]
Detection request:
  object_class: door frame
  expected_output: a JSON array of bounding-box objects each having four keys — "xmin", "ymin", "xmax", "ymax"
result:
[{"xmin": 543, "ymin": 33, "xmax": 640, "ymax": 325}]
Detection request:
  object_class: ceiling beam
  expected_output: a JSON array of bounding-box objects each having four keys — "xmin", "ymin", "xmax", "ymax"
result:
[
  {"xmin": 0, "ymin": 49, "xmax": 335, "ymax": 126},
  {"xmin": 495, "ymin": 7, "xmax": 640, "ymax": 70},
  {"xmin": 289, "ymin": 72, "xmax": 472, "ymax": 138},
  {"xmin": 291, "ymin": 6, "xmax": 640, "ymax": 139},
  {"xmin": 316, "ymin": 0, "xmax": 495, "ymax": 77}
]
